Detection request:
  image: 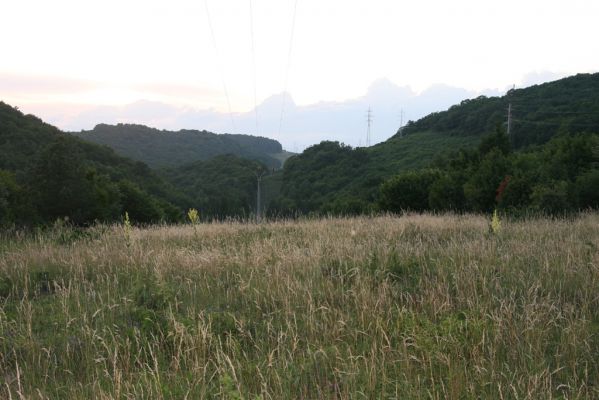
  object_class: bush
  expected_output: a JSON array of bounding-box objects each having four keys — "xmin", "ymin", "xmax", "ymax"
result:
[
  {"xmin": 530, "ymin": 180, "xmax": 572, "ymax": 214},
  {"xmin": 379, "ymin": 169, "xmax": 441, "ymax": 212},
  {"xmin": 575, "ymin": 169, "xmax": 599, "ymax": 209}
]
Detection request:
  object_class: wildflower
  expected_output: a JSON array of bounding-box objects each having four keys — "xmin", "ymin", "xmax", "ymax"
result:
[
  {"xmin": 123, "ymin": 211, "xmax": 132, "ymax": 247},
  {"xmin": 187, "ymin": 208, "xmax": 199, "ymax": 225},
  {"xmin": 490, "ymin": 209, "xmax": 501, "ymax": 235}
]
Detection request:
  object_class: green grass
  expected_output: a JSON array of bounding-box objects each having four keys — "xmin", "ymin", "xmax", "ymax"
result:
[{"xmin": 0, "ymin": 213, "xmax": 598, "ymax": 398}]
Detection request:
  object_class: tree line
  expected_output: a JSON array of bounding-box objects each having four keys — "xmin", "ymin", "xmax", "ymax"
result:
[{"xmin": 379, "ymin": 129, "xmax": 599, "ymax": 215}]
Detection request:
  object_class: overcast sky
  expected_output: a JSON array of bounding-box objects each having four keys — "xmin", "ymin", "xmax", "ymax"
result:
[{"xmin": 2, "ymin": 0, "xmax": 598, "ymax": 147}]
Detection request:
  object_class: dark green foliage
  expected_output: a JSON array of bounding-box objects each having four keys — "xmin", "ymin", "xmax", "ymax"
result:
[
  {"xmin": 28, "ymin": 138, "xmax": 122, "ymax": 224},
  {"xmin": 499, "ymin": 174, "xmax": 534, "ymax": 210},
  {"xmin": 321, "ymin": 197, "xmax": 372, "ymax": 216},
  {"xmin": 0, "ymin": 105, "xmax": 59, "ymax": 173},
  {"xmin": 278, "ymin": 142, "xmax": 371, "ymax": 213},
  {"xmin": 575, "ymin": 169, "xmax": 599, "ymax": 209},
  {"xmin": 272, "ymin": 134, "xmax": 479, "ymax": 216},
  {"xmin": 3, "ymin": 72, "xmax": 599, "ymax": 222},
  {"xmin": 378, "ymin": 133, "xmax": 599, "ymax": 215},
  {"xmin": 428, "ymin": 173, "xmax": 466, "ymax": 211},
  {"xmin": 479, "ymin": 126, "xmax": 511, "ymax": 156},
  {"xmin": 0, "ymin": 170, "xmax": 32, "ymax": 224},
  {"xmin": 400, "ymin": 73, "xmax": 599, "ymax": 148},
  {"xmin": 369, "ymin": 74, "xmax": 598, "ymax": 215},
  {"xmin": 379, "ymin": 169, "xmax": 441, "ymax": 212},
  {"xmin": 530, "ymin": 180, "xmax": 572, "ymax": 214},
  {"xmin": 73, "ymin": 123, "xmax": 285, "ymax": 168},
  {"xmin": 118, "ymin": 180, "xmax": 165, "ymax": 223},
  {"xmin": 463, "ymin": 149, "xmax": 511, "ymax": 212},
  {"xmin": 0, "ymin": 102, "xmax": 188, "ymax": 226},
  {"xmin": 163, "ymin": 154, "xmax": 267, "ymax": 219}
]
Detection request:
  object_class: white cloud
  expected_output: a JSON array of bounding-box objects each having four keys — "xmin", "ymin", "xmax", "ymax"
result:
[
  {"xmin": 13, "ymin": 79, "xmax": 510, "ymax": 150},
  {"xmin": 2, "ymin": 0, "xmax": 598, "ymax": 111}
]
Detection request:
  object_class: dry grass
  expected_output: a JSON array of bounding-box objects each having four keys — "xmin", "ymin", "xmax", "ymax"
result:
[{"xmin": 0, "ymin": 213, "xmax": 598, "ymax": 399}]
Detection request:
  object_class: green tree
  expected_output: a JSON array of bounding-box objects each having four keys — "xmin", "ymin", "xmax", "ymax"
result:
[
  {"xmin": 530, "ymin": 180, "xmax": 572, "ymax": 214},
  {"xmin": 463, "ymin": 149, "xmax": 511, "ymax": 212},
  {"xmin": 29, "ymin": 138, "xmax": 98, "ymax": 224},
  {"xmin": 379, "ymin": 169, "xmax": 441, "ymax": 212},
  {"xmin": 428, "ymin": 173, "xmax": 466, "ymax": 211},
  {"xmin": 118, "ymin": 180, "xmax": 165, "ymax": 223},
  {"xmin": 478, "ymin": 125, "xmax": 511, "ymax": 157},
  {"xmin": 575, "ymin": 169, "xmax": 599, "ymax": 209},
  {"xmin": 0, "ymin": 170, "xmax": 34, "ymax": 225}
]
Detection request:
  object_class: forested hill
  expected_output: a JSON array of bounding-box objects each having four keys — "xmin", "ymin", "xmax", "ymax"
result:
[
  {"xmin": 271, "ymin": 73, "xmax": 599, "ymax": 214},
  {"xmin": 0, "ymin": 102, "xmax": 191, "ymax": 225},
  {"xmin": 399, "ymin": 72, "xmax": 599, "ymax": 147},
  {"xmin": 162, "ymin": 155, "xmax": 267, "ymax": 218},
  {"xmin": 72, "ymin": 123, "xmax": 288, "ymax": 169}
]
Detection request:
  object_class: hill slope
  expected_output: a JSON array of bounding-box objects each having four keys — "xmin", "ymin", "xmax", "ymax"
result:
[
  {"xmin": 0, "ymin": 102, "xmax": 191, "ymax": 224},
  {"xmin": 72, "ymin": 124, "xmax": 289, "ymax": 168},
  {"xmin": 272, "ymin": 73, "xmax": 599, "ymax": 213},
  {"xmin": 400, "ymin": 73, "xmax": 599, "ymax": 147},
  {"xmin": 161, "ymin": 154, "xmax": 268, "ymax": 218}
]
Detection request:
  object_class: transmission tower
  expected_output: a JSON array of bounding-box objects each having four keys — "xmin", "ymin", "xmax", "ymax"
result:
[
  {"xmin": 399, "ymin": 108, "xmax": 404, "ymax": 137},
  {"xmin": 366, "ymin": 107, "xmax": 373, "ymax": 147}
]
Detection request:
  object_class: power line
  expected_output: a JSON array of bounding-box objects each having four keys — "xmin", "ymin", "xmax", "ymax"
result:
[
  {"xmin": 278, "ymin": 0, "xmax": 300, "ymax": 139},
  {"xmin": 511, "ymin": 109, "xmax": 599, "ymax": 116},
  {"xmin": 249, "ymin": 0, "xmax": 259, "ymax": 136},
  {"xmin": 204, "ymin": 0, "xmax": 236, "ymax": 133},
  {"xmin": 512, "ymin": 119, "xmax": 599, "ymax": 128}
]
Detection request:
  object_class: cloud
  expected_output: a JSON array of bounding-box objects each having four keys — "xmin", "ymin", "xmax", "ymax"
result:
[
  {"xmin": 519, "ymin": 71, "xmax": 567, "ymax": 88},
  {"xmin": 0, "ymin": 73, "xmax": 97, "ymax": 95},
  {"xmin": 43, "ymin": 79, "xmax": 501, "ymax": 149},
  {"xmin": 132, "ymin": 82, "xmax": 221, "ymax": 100},
  {"xmin": 10, "ymin": 71, "xmax": 567, "ymax": 150},
  {"xmin": 0, "ymin": 73, "xmax": 220, "ymax": 109}
]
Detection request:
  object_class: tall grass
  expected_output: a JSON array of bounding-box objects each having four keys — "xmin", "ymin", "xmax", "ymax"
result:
[{"xmin": 0, "ymin": 213, "xmax": 598, "ymax": 398}]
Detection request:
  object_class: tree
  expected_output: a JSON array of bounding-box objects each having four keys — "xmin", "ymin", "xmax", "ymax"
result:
[
  {"xmin": 28, "ymin": 138, "xmax": 123, "ymax": 224},
  {"xmin": 575, "ymin": 169, "xmax": 599, "ymax": 209},
  {"xmin": 478, "ymin": 125, "xmax": 511, "ymax": 157},
  {"xmin": 428, "ymin": 173, "xmax": 466, "ymax": 211},
  {"xmin": 530, "ymin": 180, "xmax": 572, "ymax": 214},
  {"xmin": 0, "ymin": 170, "xmax": 33, "ymax": 225},
  {"xmin": 463, "ymin": 149, "xmax": 511, "ymax": 212},
  {"xmin": 379, "ymin": 169, "xmax": 441, "ymax": 212},
  {"xmin": 118, "ymin": 180, "xmax": 164, "ymax": 223},
  {"xmin": 29, "ymin": 138, "xmax": 97, "ymax": 224}
]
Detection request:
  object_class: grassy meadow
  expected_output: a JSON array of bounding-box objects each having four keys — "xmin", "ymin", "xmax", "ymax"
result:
[{"xmin": 1, "ymin": 214, "xmax": 598, "ymax": 399}]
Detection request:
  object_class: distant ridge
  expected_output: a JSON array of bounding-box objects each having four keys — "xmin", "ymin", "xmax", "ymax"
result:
[{"xmin": 72, "ymin": 123, "xmax": 291, "ymax": 169}]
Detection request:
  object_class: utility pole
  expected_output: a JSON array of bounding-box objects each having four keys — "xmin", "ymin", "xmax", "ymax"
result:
[
  {"xmin": 366, "ymin": 107, "xmax": 373, "ymax": 147},
  {"xmin": 255, "ymin": 170, "xmax": 267, "ymax": 223}
]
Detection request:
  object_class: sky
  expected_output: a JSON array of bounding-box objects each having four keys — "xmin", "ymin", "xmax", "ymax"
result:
[{"xmin": 2, "ymin": 0, "xmax": 599, "ymax": 149}]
